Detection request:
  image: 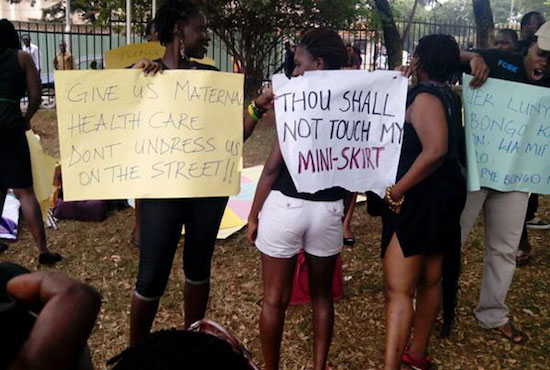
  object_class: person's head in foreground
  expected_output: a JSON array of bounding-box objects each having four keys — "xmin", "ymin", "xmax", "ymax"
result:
[
  {"xmin": 520, "ymin": 11, "xmax": 546, "ymax": 42},
  {"xmin": 108, "ymin": 329, "xmax": 255, "ymax": 370},
  {"xmin": 494, "ymin": 28, "xmax": 518, "ymax": 51},
  {"xmin": 0, "ymin": 19, "xmax": 21, "ymax": 51},
  {"xmin": 154, "ymin": 0, "xmax": 210, "ymax": 60},
  {"xmin": 525, "ymin": 21, "xmax": 550, "ymax": 82},
  {"xmin": 412, "ymin": 34, "xmax": 460, "ymax": 84},
  {"xmin": 292, "ymin": 27, "xmax": 347, "ymax": 77}
]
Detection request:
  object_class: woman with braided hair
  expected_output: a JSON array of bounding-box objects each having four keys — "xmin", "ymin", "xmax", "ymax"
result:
[
  {"xmin": 247, "ymin": 28, "xmax": 352, "ymax": 370},
  {"xmin": 371, "ymin": 34, "xmax": 466, "ymax": 369},
  {"xmin": 130, "ymin": 0, "xmax": 273, "ymax": 345}
]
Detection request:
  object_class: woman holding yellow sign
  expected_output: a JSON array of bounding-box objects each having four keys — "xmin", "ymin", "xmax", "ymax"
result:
[{"xmin": 130, "ymin": 0, "xmax": 273, "ymax": 346}]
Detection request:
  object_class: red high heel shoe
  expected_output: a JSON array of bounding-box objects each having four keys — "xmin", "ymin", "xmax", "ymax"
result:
[{"xmin": 401, "ymin": 346, "xmax": 432, "ymax": 370}]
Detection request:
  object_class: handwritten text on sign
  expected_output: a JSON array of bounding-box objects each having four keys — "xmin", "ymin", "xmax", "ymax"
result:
[
  {"xmin": 273, "ymin": 70, "xmax": 407, "ymax": 197},
  {"xmin": 463, "ymin": 74, "xmax": 550, "ymax": 194},
  {"xmin": 55, "ymin": 69, "xmax": 244, "ymax": 201}
]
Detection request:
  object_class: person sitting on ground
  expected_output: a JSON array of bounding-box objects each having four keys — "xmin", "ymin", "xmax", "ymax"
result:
[
  {"xmin": 460, "ymin": 21, "xmax": 550, "ymax": 344},
  {"xmin": 0, "ymin": 262, "xmax": 101, "ymax": 370},
  {"xmin": 0, "ymin": 19, "xmax": 62, "ymax": 264},
  {"xmin": 493, "ymin": 28, "xmax": 518, "ymax": 51}
]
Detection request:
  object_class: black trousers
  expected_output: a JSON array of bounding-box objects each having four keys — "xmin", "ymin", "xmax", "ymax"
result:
[{"xmin": 135, "ymin": 197, "xmax": 228, "ymax": 299}]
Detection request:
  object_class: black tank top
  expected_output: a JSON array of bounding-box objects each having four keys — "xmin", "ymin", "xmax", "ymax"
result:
[
  {"xmin": 397, "ymin": 82, "xmax": 465, "ymax": 181},
  {"xmin": 0, "ymin": 49, "xmax": 26, "ymax": 129},
  {"xmin": 273, "ymin": 162, "xmax": 347, "ymax": 201}
]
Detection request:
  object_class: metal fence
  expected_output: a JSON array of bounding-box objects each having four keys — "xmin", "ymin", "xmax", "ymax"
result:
[{"xmin": 14, "ymin": 18, "xmax": 520, "ymax": 107}]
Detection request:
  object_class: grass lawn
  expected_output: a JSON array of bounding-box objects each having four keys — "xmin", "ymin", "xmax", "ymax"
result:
[{"xmin": 1, "ymin": 109, "xmax": 549, "ymax": 369}]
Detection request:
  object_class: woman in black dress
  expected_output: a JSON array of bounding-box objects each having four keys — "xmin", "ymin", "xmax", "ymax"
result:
[
  {"xmin": 377, "ymin": 35, "xmax": 466, "ymax": 369},
  {"xmin": 0, "ymin": 19, "xmax": 61, "ymax": 264}
]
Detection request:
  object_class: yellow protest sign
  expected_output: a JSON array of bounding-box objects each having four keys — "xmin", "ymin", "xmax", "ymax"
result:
[
  {"xmin": 103, "ymin": 42, "xmax": 217, "ymax": 69},
  {"xmin": 104, "ymin": 42, "xmax": 165, "ymax": 69},
  {"xmin": 54, "ymin": 69, "xmax": 244, "ymax": 201},
  {"xmin": 27, "ymin": 131, "xmax": 57, "ymax": 218}
]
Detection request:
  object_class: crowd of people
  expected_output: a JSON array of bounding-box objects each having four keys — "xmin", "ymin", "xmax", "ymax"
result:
[{"xmin": 1, "ymin": 2, "xmax": 549, "ymax": 369}]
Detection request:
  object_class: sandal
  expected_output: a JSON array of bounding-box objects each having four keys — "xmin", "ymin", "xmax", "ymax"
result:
[
  {"xmin": 402, "ymin": 346, "xmax": 432, "ymax": 370},
  {"xmin": 39, "ymin": 252, "xmax": 63, "ymax": 265},
  {"xmin": 494, "ymin": 322, "xmax": 527, "ymax": 344},
  {"xmin": 515, "ymin": 250, "xmax": 531, "ymax": 267},
  {"xmin": 343, "ymin": 237, "xmax": 356, "ymax": 247}
]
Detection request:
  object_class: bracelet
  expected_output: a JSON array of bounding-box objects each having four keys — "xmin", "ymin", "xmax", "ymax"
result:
[
  {"xmin": 248, "ymin": 103, "xmax": 260, "ymax": 121},
  {"xmin": 252, "ymin": 99, "xmax": 267, "ymax": 116},
  {"xmin": 384, "ymin": 185, "xmax": 405, "ymax": 207}
]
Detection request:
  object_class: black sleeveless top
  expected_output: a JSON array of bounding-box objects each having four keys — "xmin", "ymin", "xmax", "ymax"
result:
[
  {"xmin": 272, "ymin": 162, "xmax": 347, "ymax": 201},
  {"xmin": 371, "ymin": 82, "xmax": 467, "ymax": 258},
  {"xmin": 0, "ymin": 49, "xmax": 26, "ymax": 129},
  {"xmin": 397, "ymin": 82, "xmax": 466, "ymax": 180}
]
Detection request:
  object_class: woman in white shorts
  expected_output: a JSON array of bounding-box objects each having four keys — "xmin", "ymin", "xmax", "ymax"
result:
[{"xmin": 247, "ymin": 28, "xmax": 351, "ymax": 370}]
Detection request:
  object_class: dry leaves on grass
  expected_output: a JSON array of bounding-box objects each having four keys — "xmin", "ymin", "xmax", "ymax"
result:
[{"xmin": 1, "ymin": 112, "xmax": 549, "ymax": 369}]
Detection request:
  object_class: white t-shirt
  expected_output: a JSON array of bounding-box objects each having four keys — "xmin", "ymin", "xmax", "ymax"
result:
[{"xmin": 22, "ymin": 43, "xmax": 41, "ymax": 71}]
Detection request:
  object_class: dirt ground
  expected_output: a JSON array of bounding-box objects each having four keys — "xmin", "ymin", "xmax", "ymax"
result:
[{"xmin": 1, "ymin": 110, "xmax": 549, "ymax": 369}]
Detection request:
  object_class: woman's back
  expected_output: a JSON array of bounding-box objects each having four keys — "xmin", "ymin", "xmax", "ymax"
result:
[
  {"xmin": 397, "ymin": 82, "xmax": 465, "ymax": 181},
  {"xmin": 0, "ymin": 49, "xmax": 27, "ymax": 129}
]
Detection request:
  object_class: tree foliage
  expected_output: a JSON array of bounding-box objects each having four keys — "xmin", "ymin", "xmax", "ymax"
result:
[
  {"xmin": 41, "ymin": 0, "xmax": 152, "ymax": 24},
  {"xmin": 195, "ymin": 0, "xmax": 364, "ymax": 98}
]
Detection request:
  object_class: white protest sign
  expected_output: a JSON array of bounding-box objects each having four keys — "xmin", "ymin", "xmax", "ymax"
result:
[{"xmin": 272, "ymin": 70, "xmax": 407, "ymax": 197}]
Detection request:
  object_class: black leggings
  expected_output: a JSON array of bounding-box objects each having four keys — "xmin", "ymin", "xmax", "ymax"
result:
[{"xmin": 135, "ymin": 197, "xmax": 228, "ymax": 299}]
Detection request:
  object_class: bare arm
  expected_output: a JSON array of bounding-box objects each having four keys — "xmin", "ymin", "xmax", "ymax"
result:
[
  {"xmin": 390, "ymin": 93, "xmax": 448, "ymax": 203},
  {"xmin": 460, "ymin": 50, "xmax": 489, "ymax": 88},
  {"xmin": 342, "ymin": 191, "xmax": 354, "ymax": 216},
  {"xmin": 7, "ymin": 272, "xmax": 101, "ymax": 370},
  {"xmin": 247, "ymin": 138, "xmax": 283, "ymax": 244},
  {"xmin": 243, "ymin": 89, "xmax": 274, "ymax": 141},
  {"xmin": 18, "ymin": 51, "xmax": 41, "ymax": 130}
]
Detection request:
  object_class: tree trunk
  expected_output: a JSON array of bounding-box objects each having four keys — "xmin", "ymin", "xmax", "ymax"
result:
[
  {"xmin": 401, "ymin": 0, "xmax": 419, "ymax": 44},
  {"xmin": 472, "ymin": 0, "xmax": 495, "ymax": 48},
  {"xmin": 374, "ymin": 0, "xmax": 403, "ymax": 69}
]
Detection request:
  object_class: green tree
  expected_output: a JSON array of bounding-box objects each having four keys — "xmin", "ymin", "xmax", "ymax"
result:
[
  {"xmin": 195, "ymin": 0, "xmax": 364, "ymax": 98},
  {"xmin": 372, "ymin": 0, "xmax": 436, "ymax": 69},
  {"xmin": 40, "ymin": 0, "xmax": 152, "ymax": 24}
]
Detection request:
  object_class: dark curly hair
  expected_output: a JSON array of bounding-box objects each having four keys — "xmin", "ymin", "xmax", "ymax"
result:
[
  {"xmin": 298, "ymin": 28, "xmax": 347, "ymax": 70},
  {"xmin": 107, "ymin": 329, "xmax": 254, "ymax": 370},
  {"xmin": 414, "ymin": 34, "xmax": 460, "ymax": 83},
  {"xmin": 154, "ymin": 0, "xmax": 201, "ymax": 46}
]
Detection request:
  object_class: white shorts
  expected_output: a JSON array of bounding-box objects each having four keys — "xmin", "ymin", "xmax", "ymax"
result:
[{"xmin": 256, "ymin": 191, "xmax": 344, "ymax": 258}]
